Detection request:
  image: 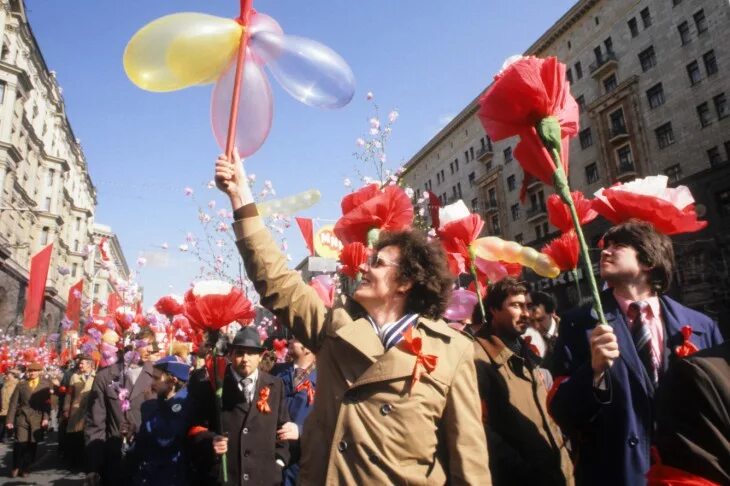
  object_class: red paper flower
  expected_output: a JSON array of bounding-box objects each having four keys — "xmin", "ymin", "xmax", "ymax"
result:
[
  {"xmin": 154, "ymin": 294, "xmax": 184, "ymax": 317},
  {"xmin": 338, "ymin": 242, "xmax": 371, "ymax": 278},
  {"xmin": 437, "ymin": 202, "xmax": 485, "ymax": 275},
  {"xmin": 273, "ymin": 338, "xmax": 288, "ymax": 362},
  {"xmin": 541, "ymin": 231, "xmax": 579, "ymax": 272},
  {"xmin": 205, "ymin": 355, "xmax": 227, "ymax": 391},
  {"xmin": 184, "ymin": 281, "xmax": 256, "ymax": 331},
  {"xmin": 478, "ymin": 56, "xmax": 579, "ymax": 195},
  {"xmin": 114, "ymin": 306, "xmax": 135, "ymax": 331},
  {"xmin": 593, "ymin": 175, "xmax": 707, "ymax": 235},
  {"xmin": 334, "ymin": 184, "xmax": 413, "ymax": 245},
  {"xmin": 547, "ymin": 191, "xmax": 597, "ymax": 233}
]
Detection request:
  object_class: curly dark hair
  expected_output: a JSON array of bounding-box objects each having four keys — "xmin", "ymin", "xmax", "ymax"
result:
[{"xmin": 374, "ymin": 230, "xmax": 454, "ymax": 319}]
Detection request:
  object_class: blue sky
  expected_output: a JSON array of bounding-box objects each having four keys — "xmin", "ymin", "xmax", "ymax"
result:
[{"xmin": 26, "ymin": 0, "xmax": 576, "ymax": 303}]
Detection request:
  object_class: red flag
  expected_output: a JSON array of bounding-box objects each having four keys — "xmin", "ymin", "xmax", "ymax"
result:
[
  {"xmin": 107, "ymin": 292, "xmax": 120, "ymax": 316},
  {"xmin": 23, "ymin": 243, "xmax": 54, "ymax": 329},
  {"xmin": 65, "ymin": 279, "xmax": 84, "ymax": 330},
  {"xmin": 98, "ymin": 237, "xmax": 110, "ymax": 261},
  {"xmin": 295, "ymin": 217, "xmax": 315, "ymax": 256},
  {"xmin": 92, "ymin": 301, "xmax": 103, "ymax": 317},
  {"xmin": 428, "ymin": 192, "xmax": 441, "ymax": 229}
]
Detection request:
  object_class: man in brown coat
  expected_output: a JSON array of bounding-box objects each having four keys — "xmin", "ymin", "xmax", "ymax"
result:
[
  {"xmin": 473, "ymin": 278, "xmax": 573, "ymax": 486},
  {"xmin": 0, "ymin": 368, "xmax": 20, "ymax": 441},
  {"xmin": 64, "ymin": 354, "xmax": 95, "ymax": 468},
  {"xmin": 215, "ymin": 152, "xmax": 491, "ymax": 485},
  {"xmin": 5, "ymin": 362, "xmax": 52, "ymax": 477}
]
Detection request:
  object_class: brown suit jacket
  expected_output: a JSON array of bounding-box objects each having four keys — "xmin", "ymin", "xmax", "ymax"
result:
[
  {"xmin": 655, "ymin": 341, "xmax": 730, "ymax": 484},
  {"xmin": 235, "ymin": 218, "xmax": 491, "ymax": 485},
  {"xmin": 7, "ymin": 377, "xmax": 52, "ymax": 443}
]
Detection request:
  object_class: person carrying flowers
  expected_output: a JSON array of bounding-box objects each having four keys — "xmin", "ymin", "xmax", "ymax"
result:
[{"xmin": 214, "ymin": 150, "xmax": 491, "ymax": 485}]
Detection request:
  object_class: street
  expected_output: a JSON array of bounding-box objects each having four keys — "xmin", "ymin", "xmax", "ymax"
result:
[{"xmin": 0, "ymin": 431, "xmax": 85, "ymax": 485}]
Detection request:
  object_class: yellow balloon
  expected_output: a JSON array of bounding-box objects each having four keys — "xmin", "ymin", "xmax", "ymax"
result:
[
  {"xmin": 124, "ymin": 13, "xmax": 242, "ymax": 92},
  {"xmin": 257, "ymin": 189, "xmax": 321, "ymax": 217},
  {"xmin": 472, "ymin": 236, "xmax": 560, "ymax": 278}
]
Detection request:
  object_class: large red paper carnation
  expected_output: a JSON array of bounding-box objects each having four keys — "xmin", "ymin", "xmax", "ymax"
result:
[
  {"xmin": 184, "ymin": 281, "xmax": 256, "ymax": 331},
  {"xmin": 593, "ymin": 175, "xmax": 707, "ymax": 235},
  {"xmin": 114, "ymin": 306, "xmax": 135, "ymax": 331},
  {"xmin": 547, "ymin": 191, "xmax": 597, "ymax": 233},
  {"xmin": 154, "ymin": 294, "xmax": 184, "ymax": 317},
  {"xmin": 437, "ymin": 202, "xmax": 485, "ymax": 275},
  {"xmin": 542, "ymin": 231, "xmax": 579, "ymax": 272},
  {"xmin": 334, "ymin": 184, "xmax": 413, "ymax": 245},
  {"xmin": 478, "ymin": 56, "xmax": 579, "ymax": 196},
  {"xmin": 339, "ymin": 242, "xmax": 370, "ymax": 279}
]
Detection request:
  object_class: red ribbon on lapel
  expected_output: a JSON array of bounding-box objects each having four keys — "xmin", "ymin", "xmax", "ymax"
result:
[
  {"xmin": 295, "ymin": 379, "xmax": 315, "ymax": 405},
  {"xmin": 400, "ymin": 327, "xmax": 438, "ymax": 393},
  {"xmin": 257, "ymin": 386, "xmax": 271, "ymax": 414},
  {"xmin": 523, "ymin": 335, "xmax": 541, "ymax": 357},
  {"xmin": 675, "ymin": 325, "xmax": 699, "ymax": 358}
]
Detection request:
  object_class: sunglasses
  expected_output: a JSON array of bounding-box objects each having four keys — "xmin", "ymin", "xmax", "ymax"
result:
[{"xmin": 368, "ymin": 253, "xmax": 399, "ymax": 268}]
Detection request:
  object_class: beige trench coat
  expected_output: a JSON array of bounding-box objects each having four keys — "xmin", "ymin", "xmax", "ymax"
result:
[
  {"xmin": 64, "ymin": 371, "xmax": 95, "ymax": 433},
  {"xmin": 234, "ymin": 216, "xmax": 491, "ymax": 485}
]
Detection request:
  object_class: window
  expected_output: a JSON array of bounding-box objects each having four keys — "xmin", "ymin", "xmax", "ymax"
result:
[
  {"xmin": 72, "ymin": 263, "xmax": 78, "ymax": 278},
  {"xmin": 491, "ymin": 215, "xmax": 501, "ymax": 235},
  {"xmin": 42, "ymin": 197, "xmax": 51, "ymax": 211},
  {"xmin": 594, "ymin": 46, "xmax": 603, "ymax": 64},
  {"xmin": 488, "ymin": 188, "xmax": 497, "ymax": 206},
  {"xmin": 604, "ymin": 37, "xmax": 614, "ymax": 54},
  {"xmin": 469, "ymin": 147, "xmax": 474, "ymax": 161},
  {"xmin": 655, "ymin": 122, "xmax": 675, "ymax": 149},
  {"xmin": 693, "ymin": 9, "xmax": 707, "ymax": 34},
  {"xmin": 436, "ymin": 172, "xmax": 441, "ymax": 184},
  {"xmin": 514, "ymin": 233, "xmax": 523, "ymax": 244},
  {"xmin": 707, "ymin": 146, "xmax": 722, "ymax": 167},
  {"xmin": 40, "ymin": 227, "xmax": 49, "ymax": 246},
  {"xmin": 470, "ymin": 198, "xmax": 479, "ymax": 212},
  {"xmin": 665, "ymin": 164, "xmax": 682, "ymax": 184},
  {"xmin": 440, "ymin": 169, "xmax": 445, "ymax": 183},
  {"xmin": 511, "ymin": 204, "xmax": 520, "ymax": 221},
  {"xmin": 610, "ymin": 109, "xmax": 626, "ymax": 136},
  {"xmin": 574, "ymin": 62, "xmax": 583, "ymax": 80},
  {"xmin": 678, "ymin": 22, "xmax": 691, "ymax": 45},
  {"xmin": 579, "ymin": 128, "xmax": 593, "ymax": 149},
  {"xmin": 638, "ymin": 46, "xmax": 656, "ymax": 72},
  {"xmin": 603, "ymin": 74, "xmax": 617, "ymax": 93},
  {"xmin": 595, "ymin": 16, "xmax": 600, "ymax": 26},
  {"xmin": 566, "ymin": 67, "xmax": 573, "ymax": 84},
  {"xmin": 468, "ymin": 172, "xmax": 476, "ymax": 186},
  {"xmin": 617, "ymin": 145, "xmax": 635, "ymax": 170},
  {"xmin": 703, "ymin": 50, "xmax": 718, "ymax": 76},
  {"xmin": 714, "ymin": 93, "xmax": 728, "ymax": 119},
  {"xmin": 0, "ymin": 81, "xmax": 5, "ymax": 104},
  {"xmin": 647, "ymin": 83, "xmax": 665, "ymax": 109},
  {"xmin": 585, "ymin": 163, "xmax": 599, "ymax": 184},
  {"xmin": 640, "ymin": 8, "xmax": 652, "ymax": 28},
  {"xmin": 457, "ymin": 182, "xmax": 462, "ymax": 198},
  {"xmin": 717, "ymin": 189, "xmax": 730, "ymax": 215},
  {"xmin": 628, "ymin": 18, "xmax": 638, "ymax": 38},
  {"xmin": 576, "ymin": 95, "xmax": 586, "ymax": 113},
  {"xmin": 697, "ymin": 102, "xmax": 712, "ymax": 127},
  {"xmin": 455, "ymin": 159, "xmax": 459, "ymax": 171},
  {"xmin": 503, "ymin": 147, "xmax": 513, "ymax": 163},
  {"xmin": 687, "ymin": 61, "xmax": 701, "ymax": 85},
  {"xmin": 507, "ymin": 175, "xmax": 516, "ymax": 191},
  {"xmin": 464, "ymin": 151, "xmax": 469, "ymax": 162},
  {"xmin": 536, "ymin": 225, "xmax": 543, "ymax": 240},
  {"xmin": 449, "ymin": 162, "xmax": 454, "ymax": 175},
  {"xmin": 75, "ymin": 217, "xmax": 81, "ymax": 231},
  {"xmin": 74, "ymin": 240, "xmax": 80, "ymax": 252},
  {"xmin": 673, "ymin": 0, "xmax": 682, "ymax": 5},
  {"xmin": 94, "ymin": 283, "xmax": 100, "ymax": 295}
]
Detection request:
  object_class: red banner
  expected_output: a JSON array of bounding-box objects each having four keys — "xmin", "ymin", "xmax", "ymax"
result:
[
  {"xmin": 23, "ymin": 243, "xmax": 54, "ymax": 329},
  {"xmin": 295, "ymin": 217, "xmax": 315, "ymax": 256},
  {"xmin": 107, "ymin": 292, "xmax": 120, "ymax": 316},
  {"xmin": 65, "ymin": 279, "xmax": 84, "ymax": 330}
]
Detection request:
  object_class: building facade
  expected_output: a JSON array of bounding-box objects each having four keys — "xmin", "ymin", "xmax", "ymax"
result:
[
  {"xmin": 401, "ymin": 0, "xmax": 730, "ymax": 320},
  {"xmin": 0, "ymin": 0, "xmax": 100, "ymax": 334},
  {"xmin": 91, "ymin": 223, "xmax": 130, "ymax": 315}
]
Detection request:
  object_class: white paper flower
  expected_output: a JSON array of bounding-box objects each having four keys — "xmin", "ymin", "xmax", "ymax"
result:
[
  {"xmin": 191, "ymin": 280, "xmax": 233, "ymax": 297},
  {"xmin": 439, "ymin": 200, "xmax": 471, "ymax": 229}
]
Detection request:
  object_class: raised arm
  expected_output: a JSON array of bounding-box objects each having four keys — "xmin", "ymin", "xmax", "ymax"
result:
[{"xmin": 215, "ymin": 152, "xmax": 329, "ymax": 352}]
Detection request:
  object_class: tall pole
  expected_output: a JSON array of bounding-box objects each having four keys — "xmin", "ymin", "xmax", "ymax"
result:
[{"xmin": 225, "ymin": 0, "xmax": 255, "ymax": 160}]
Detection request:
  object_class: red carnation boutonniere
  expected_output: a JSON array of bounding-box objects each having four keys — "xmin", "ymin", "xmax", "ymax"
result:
[
  {"xmin": 257, "ymin": 386, "xmax": 271, "ymax": 414},
  {"xmin": 675, "ymin": 325, "xmax": 699, "ymax": 358},
  {"xmin": 400, "ymin": 327, "xmax": 438, "ymax": 394}
]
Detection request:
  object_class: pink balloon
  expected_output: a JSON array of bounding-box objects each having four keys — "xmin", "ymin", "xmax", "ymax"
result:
[
  {"xmin": 210, "ymin": 50, "xmax": 273, "ymax": 158},
  {"xmin": 474, "ymin": 257, "xmax": 509, "ymax": 283},
  {"xmin": 248, "ymin": 12, "xmax": 284, "ymax": 65},
  {"xmin": 443, "ymin": 288, "xmax": 478, "ymax": 322}
]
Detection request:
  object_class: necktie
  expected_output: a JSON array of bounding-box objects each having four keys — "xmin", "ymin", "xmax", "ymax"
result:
[
  {"xmin": 240, "ymin": 377, "xmax": 253, "ymax": 402},
  {"xmin": 293, "ymin": 367, "xmax": 307, "ymax": 389},
  {"xmin": 628, "ymin": 301, "xmax": 657, "ymax": 386}
]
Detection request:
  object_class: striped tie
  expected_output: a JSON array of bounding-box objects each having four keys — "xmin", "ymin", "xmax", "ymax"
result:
[
  {"xmin": 369, "ymin": 314, "xmax": 420, "ymax": 350},
  {"xmin": 628, "ymin": 301, "xmax": 657, "ymax": 386}
]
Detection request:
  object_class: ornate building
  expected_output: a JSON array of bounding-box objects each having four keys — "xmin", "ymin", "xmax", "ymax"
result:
[
  {"xmin": 401, "ymin": 0, "xmax": 730, "ymax": 322},
  {"xmin": 91, "ymin": 223, "xmax": 130, "ymax": 314}
]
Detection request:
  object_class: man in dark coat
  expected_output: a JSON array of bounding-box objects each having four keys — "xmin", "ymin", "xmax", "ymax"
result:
[
  {"xmin": 652, "ymin": 341, "xmax": 730, "ymax": 484},
  {"xmin": 5, "ymin": 362, "xmax": 52, "ymax": 477},
  {"xmin": 271, "ymin": 338, "xmax": 316, "ymax": 486},
  {"xmin": 84, "ymin": 331, "xmax": 156, "ymax": 486},
  {"xmin": 188, "ymin": 326, "xmax": 290, "ymax": 486},
  {"xmin": 550, "ymin": 221, "xmax": 724, "ymax": 485}
]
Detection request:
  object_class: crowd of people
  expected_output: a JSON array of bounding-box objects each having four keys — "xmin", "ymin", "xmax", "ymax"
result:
[{"xmin": 0, "ymin": 151, "xmax": 726, "ymax": 486}]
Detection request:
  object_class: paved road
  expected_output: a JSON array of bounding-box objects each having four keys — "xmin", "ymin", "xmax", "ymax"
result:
[{"xmin": 0, "ymin": 431, "xmax": 86, "ymax": 485}]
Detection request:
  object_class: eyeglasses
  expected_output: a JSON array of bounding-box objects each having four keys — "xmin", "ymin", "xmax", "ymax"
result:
[{"xmin": 368, "ymin": 252, "xmax": 399, "ymax": 268}]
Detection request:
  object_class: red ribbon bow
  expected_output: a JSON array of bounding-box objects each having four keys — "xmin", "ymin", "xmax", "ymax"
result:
[
  {"xmin": 257, "ymin": 386, "xmax": 271, "ymax": 414},
  {"xmin": 675, "ymin": 325, "xmax": 699, "ymax": 358},
  {"xmin": 295, "ymin": 379, "xmax": 316, "ymax": 405},
  {"xmin": 400, "ymin": 327, "xmax": 438, "ymax": 393}
]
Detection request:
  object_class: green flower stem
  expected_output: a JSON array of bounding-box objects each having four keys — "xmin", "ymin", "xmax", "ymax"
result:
[
  {"xmin": 212, "ymin": 343, "xmax": 228, "ymax": 484},
  {"xmin": 551, "ymin": 161, "xmax": 608, "ymax": 327},
  {"xmin": 570, "ymin": 268, "xmax": 583, "ymax": 304}
]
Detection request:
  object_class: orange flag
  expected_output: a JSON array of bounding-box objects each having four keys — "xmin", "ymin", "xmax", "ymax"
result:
[
  {"xmin": 23, "ymin": 243, "xmax": 54, "ymax": 329},
  {"xmin": 65, "ymin": 279, "xmax": 84, "ymax": 330}
]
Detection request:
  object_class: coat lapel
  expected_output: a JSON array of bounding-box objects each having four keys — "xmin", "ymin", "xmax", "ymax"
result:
[
  {"xmin": 335, "ymin": 317, "xmax": 385, "ymax": 364},
  {"xmin": 659, "ymin": 296, "xmax": 685, "ymax": 371},
  {"xmin": 604, "ymin": 296, "xmax": 653, "ymax": 396},
  {"xmin": 130, "ymin": 362, "xmax": 154, "ymax": 402}
]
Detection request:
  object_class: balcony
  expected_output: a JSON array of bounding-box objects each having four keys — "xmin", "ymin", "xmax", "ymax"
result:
[
  {"xmin": 616, "ymin": 161, "xmax": 637, "ymax": 181},
  {"xmin": 589, "ymin": 51, "xmax": 618, "ymax": 78},
  {"xmin": 526, "ymin": 204, "xmax": 547, "ymax": 222},
  {"xmin": 484, "ymin": 199, "xmax": 499, "ymax": 214},
  {"xmin": 476, "ymin": 144, "xmax": 494, "ymax": 162},
  {"xmin": 527, "ymin": 179, "xmax": 542, "ymax": 190},
  {"xmin": 608, "ymin": 124, "xmax": 629, "ymax": 144}
]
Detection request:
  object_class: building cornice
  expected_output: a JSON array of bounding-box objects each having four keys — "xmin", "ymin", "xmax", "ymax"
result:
[
  {"xmin": 0, "ymin": 59, "xmax": 32, "ymax": 92},
  {"xmin": 524, "ymin": 0, "xmax": 600, "ymax": 56}
]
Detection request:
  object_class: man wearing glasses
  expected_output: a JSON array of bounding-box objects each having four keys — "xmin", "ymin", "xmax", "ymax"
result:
[{"xmin": 214, "ymin": 152, "xmax": 491, "ymax": 485}]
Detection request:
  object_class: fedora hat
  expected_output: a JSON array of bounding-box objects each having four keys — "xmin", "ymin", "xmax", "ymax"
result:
[{"xmin": 230, "ymin": 326, "xmax": 266, "ymax": 352}]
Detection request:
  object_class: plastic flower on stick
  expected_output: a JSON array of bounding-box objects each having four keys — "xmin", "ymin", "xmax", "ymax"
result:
[
  {"xmin": 478, "ymin": 55, "xmax": 606, "ymax": 326},
  {"xmin": 124, "ymin": 1, "xmax": 355, "ymax": 160}
]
